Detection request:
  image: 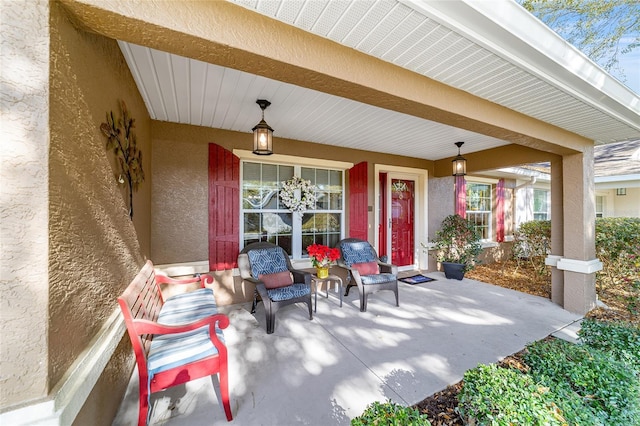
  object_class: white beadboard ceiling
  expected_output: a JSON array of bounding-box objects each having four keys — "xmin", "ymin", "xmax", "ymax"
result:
[{"xmin": 118, "ymin": 0, "xmax": 640, "ymax": 161}]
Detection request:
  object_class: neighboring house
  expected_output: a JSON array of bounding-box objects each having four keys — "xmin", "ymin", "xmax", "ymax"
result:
[
  {"xmin": 2, "ymin": 1, "xmax": 639, "ymax": 425},
  {"xmin": 594, "ymin": 139, "xmax": 640, "ymax": 218},
  {"xmin": 477, "ymin": 139, "xmax": 640, "ymax": 230}
]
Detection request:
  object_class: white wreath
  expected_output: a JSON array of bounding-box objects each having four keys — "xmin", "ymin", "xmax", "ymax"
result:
[{"xmin": 279, "ymin": 176, "xmax": 317, "ymax": 212}]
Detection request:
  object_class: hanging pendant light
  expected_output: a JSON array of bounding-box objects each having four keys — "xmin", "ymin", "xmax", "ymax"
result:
[
  {"xmin": 452, "ymin": 141, "xmax": 467, "ymax": 176},
  {"xmin": 252, "ymin": 99, "xmax": 274, "ymax": 155}
]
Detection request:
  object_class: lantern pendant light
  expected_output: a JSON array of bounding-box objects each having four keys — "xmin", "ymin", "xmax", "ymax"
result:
[
  {"xmin": 252, "ymin": 99, "xmax": 274, "ymax": 155},
  {"xmin": 452, "ymin": 141, "xmax": 467, "ymax": 176}
]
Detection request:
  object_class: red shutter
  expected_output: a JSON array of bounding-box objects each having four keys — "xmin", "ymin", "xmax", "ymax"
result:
[
  {"xmin": 349, "ymin": 162, "xmax": 368, "ymax": 240},
  {"xmin": 378, "ymin": 172, "xmax": 388, "ymax": 257},
  {"xmin": 496, "ymin": 178, "xmax": 505, "ymax": 242},
  {"xmin": 208, "ymin": 144, "xmax": 240, "ymax": 271},
  {"xmin": 455, "ymin": 175, "xmax": 466, "ymax": 218}
]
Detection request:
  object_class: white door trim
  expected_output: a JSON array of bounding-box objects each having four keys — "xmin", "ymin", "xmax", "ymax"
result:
[{"xmin": 374, "ymin": 164, "xmax": 429, "ymax": 270}]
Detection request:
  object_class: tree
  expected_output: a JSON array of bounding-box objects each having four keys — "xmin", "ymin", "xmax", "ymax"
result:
[{"xmin": 519, "ymin": 0, "xmax": 639, "ymax": 81}]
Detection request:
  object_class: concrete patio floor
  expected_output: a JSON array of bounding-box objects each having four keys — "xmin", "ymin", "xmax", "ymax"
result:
[{"xmin": 112, "ymin": 272, "xmax": 582, "ymax": 426}]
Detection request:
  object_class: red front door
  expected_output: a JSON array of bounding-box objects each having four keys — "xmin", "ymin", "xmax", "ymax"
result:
[{"xmin": 390, "ymin": 178, "xmax": 414, "ymax": 266}]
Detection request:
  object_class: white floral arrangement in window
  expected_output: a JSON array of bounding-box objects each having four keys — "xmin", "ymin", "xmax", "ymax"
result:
[{"xmin": 279, "ymin": 176, "xmax": 317, "ymax": 212}]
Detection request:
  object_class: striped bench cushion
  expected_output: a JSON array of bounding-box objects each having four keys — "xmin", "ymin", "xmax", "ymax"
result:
[{"xmin": 148, "ymin": 288, "xmax": 223, "ymax": 375}]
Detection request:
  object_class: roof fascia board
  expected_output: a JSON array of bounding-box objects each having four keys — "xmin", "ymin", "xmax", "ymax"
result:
[
  {"xmin": 400, "ymin": 0, "xmax": 640, "ymax": 138},
  {"xmin": 595, "ymin": 174, "xmax": 640, "ymax": 183},
  {"xmin": 497, "ymin": 166, "xmax": 551, "ymax": 180}
]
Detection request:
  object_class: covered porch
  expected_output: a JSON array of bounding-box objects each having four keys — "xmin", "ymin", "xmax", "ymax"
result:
[
  {"xmin": 3, "ymin": 0, "xmax": 638, "ymax": 425},
  {"xmin": 113, "ymin": 271, "xmax": 581, "ymax": 425}
]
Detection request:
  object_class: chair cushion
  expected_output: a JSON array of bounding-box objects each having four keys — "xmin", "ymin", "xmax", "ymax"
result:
[
  {"xmin": 248, "ymin": 247, "xmax": 288, "ymax": 278},
  {"xmin": 258, "ymin": 271, "xmax": 293, "ymax": 289},
  {"xmin": 148, "ymin": 288, "xmax": 223, "ymax": 375},
  {"xmin": 266, "ymin": 283, "xmax": 310, "ymax": 301},
  {"xmin": 341, "ymin": 241, "xmax": 377, "ymax": 266},
  {"xmin": 361, "ymin": 273, "xmax": 397, "ymax": 285},
  {"xmin": 352, "ymin": 261, "xmax": 380, "ymax": 276}
]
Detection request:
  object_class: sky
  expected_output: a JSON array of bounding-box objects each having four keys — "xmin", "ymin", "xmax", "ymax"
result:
[
  {"xmin": 515, "ymin": 1, "xmax": 639, "ymax": 95},
  {"xmin": 609, "ymin": 35, "xmax": 640, "ymax": 94}
]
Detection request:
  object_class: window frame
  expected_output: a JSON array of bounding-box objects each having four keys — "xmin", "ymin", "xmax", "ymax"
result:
[
  {"xmin": 240, "ymin": 160, "xmax": 346, "ymax": 260},
  {"xmin": 595, "ymin": 195, "xmax": 605, "ymax": 218},
  {"xmin": 533, "ymin": 188, "xmax": 551, "ymax": 220},
  {"xmin": 465, "ymin": 181, "xmax": 492, "ymax": 242}
]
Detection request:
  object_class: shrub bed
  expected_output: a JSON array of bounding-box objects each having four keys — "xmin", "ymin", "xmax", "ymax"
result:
[
  {"xmin": 458, "ymin": 364, "xmax": 567, "ymax": 425},
  {"xmin": 595, "ymin": 217, "xmax": 640, "ymax": 317},
  {"xmin": 457, "ymin": 320, "xmax": 640, "ymax": 426},
  {"xmin": 351, "ymin": 400, "xmax": 431, "ymax": 426}
]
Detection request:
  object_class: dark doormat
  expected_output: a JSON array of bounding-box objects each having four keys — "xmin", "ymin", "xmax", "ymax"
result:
[{"xmin": 399, "ymin": 274, "xmax": 436, "ymax": 285}]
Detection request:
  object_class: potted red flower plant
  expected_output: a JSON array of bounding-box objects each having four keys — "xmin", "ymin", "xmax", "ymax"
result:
[{"xmin": 307, "ymin": 244, "xmax": 341, "ymax": 278}]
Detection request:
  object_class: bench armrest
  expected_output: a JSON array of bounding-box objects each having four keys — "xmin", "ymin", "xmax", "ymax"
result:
[
  {"xmin": 133, "ymin": 313, "xmax": 230, "ymax": 335},
  {"xmin": 155, "ymin": 273, "xmax": 214, "ymax": 288}
]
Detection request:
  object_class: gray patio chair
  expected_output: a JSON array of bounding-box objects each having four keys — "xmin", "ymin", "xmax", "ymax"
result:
[
  {"xmin": 336, "ymin": 238, "xmax": 399, "ymax": 312},
  {"xmin": 238, "ymin": 242, "xmax": 313, "ymax": 334}
]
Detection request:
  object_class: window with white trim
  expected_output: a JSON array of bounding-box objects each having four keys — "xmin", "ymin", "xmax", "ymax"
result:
[
  {"xmin": 596, "ymin": 195, "xmax": 605, "ymax": 218},
  {"xmin": 466, "ymin": 182, "xmax": 492, "ymax": 240},
  {"xmin": 241, "ymin": 162, "xmax": 344, "ymax": 258},
  {"xmin": 533, "ymin": 189, "xmax": 550, "ymax": 220}
]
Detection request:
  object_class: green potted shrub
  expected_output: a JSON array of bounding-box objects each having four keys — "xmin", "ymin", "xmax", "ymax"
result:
[{"xmin": 427, "ymin": 214, "xmax": 482, "ymax": 280}]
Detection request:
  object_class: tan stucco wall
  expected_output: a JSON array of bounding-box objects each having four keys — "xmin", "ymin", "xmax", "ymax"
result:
[
  {"xmin": 151, "ymin": 136, "xmax": 209, "ymax": 263},
  {"xmin": 30, "ymin": 2, "xmax": 149, "ymax": 421},
  {"xmin": 426, "ymin": 176, "xmax": 454, "ymax": 271},
  {"xmin": 1, "ymin": 0, "xmax": 50, "ymax": 408},
  {"xmin": 596, "ymin": 187, "xmax": 640, "ymax": 217}
]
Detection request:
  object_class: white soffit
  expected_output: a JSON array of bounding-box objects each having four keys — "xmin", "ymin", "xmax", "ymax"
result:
[
  {"xmin": 119, "ymin": 41, "xmax": 509, "ymax": 161},
  {"xmin": 230, "ymin": 0, "xmax": 640, "ymax": 144}
]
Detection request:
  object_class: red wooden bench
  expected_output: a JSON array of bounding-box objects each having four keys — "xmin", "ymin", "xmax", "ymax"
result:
[{"xmin": 118, "ymin": 260, "xmax": 232, "ymax": 425}]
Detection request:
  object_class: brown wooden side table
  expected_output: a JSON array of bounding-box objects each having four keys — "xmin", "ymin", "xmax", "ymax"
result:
[{"xmin": 310, "ymin": 273, "xmax": 343, "ymax": 312}]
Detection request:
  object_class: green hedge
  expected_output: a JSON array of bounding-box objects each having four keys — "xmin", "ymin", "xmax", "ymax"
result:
[
  {"xmin": 525, "ymin": 338, "xmax": 639, "ymax": 425},
  {"xmin": 578, "ymin": 318, "xmax": 640, "ymax": 375},
  {"xmin": 512, "ymin": 220, "xmax": 551, "ymax": 276},
  {"xmin": 595, "ymin": 217, "xmax": 640, "ymax": 315},
  {"xmin": 458, "ymin": 364, "xmax": 569, "ymax": 425},
  {"xmin": 458, "ymin": 320, "xmax": 640, "ymax": 426},
  {"xmin": 515, "ymin": 217, "xmax": 640, "ymax": 314},
  {"xmin": 351, "ymin": 400, "xmax": 431, "ymax": 426}
]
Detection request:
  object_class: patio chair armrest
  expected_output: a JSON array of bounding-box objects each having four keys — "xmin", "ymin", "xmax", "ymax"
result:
[
  {"xmin": 290, "ymin": 269, "xmax": 311, "ymax": 285},
  {"xmin": 378, "ymin": 262, "xmax": 397, "ymax": 275},
  {"xmin": 253, "ymin": 281, "xmax": 270, "ymax": 300},
  {"xmin": 336, "ymin": 264, "xmax": 362, "ymax": 284}
]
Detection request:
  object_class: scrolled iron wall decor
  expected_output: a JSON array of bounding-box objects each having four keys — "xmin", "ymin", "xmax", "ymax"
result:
[{"xmin": 100, "ymin": 100, "xmax": 145, "ymax": 219}]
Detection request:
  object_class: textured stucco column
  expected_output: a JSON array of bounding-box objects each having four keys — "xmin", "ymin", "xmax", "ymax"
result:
[
  {"xmin": 547, "ymin": 158, "xmax": 564, "ymax": 305},
  {"xmin": 427, "ymin": 176, "xmax": 454, "ymax": 271},
  {"xmin": 560, "ymin": 149, "xmax": 600, "ymax": 314},
  {"xmin": 0, "ymin": 0, "xmax": 50, "ymax": 407}
]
